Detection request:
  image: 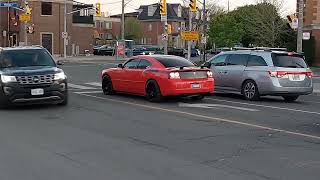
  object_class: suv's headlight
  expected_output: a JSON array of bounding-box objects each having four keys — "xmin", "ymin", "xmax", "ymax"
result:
[
  {"xmin": 1, "ymin": 75, "xmax": 17, "ymax": 83},
  {"xmin": 54, "ymin": 72, "xmax": 66, "ymax": 80}
]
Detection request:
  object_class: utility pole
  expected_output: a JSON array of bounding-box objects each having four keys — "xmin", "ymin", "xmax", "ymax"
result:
[
  {"xmin": 63, "ymin": 0, "xmax": 67, "ymax": 59},
  {"xmin": 160, "ymin": 0, "xmax": 167, "ymax": 55},
  {"xmin": 297, "ymin": 0, "xmax": 304, "ymax": 53},
  {"xmin": 121, "ymin": 0, "xmax": 125, "ymax": 40},
  {"xmin": 203, "ymin": 0, "xmax": 206, "ymax": 62},
  {"xmin": 227, "ymin": 0, "xmax": 230, "ymax": 13},
  {"xmin": 187, "ymin": 10, "xmax": 192, "ymax": 61}
]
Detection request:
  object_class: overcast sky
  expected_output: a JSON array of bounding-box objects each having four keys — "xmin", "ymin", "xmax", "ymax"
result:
[{"xmin": 79, "ymin": 0, "xmax": 296, "ymax": 16}]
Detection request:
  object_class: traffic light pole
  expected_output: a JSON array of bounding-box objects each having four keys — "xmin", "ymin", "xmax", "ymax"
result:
[
  {"xmin": 187, "ymin": 11, "xmax": 192, "ymax": 61},
  {"xmin": 24, "ymin": 22, "xmax": 27, "ymax": 45},
  {"xmin": 203, "ymin": 0, "xmax": 206, "ymax": 62},
  {"xmin": 63, "ymin": 0, "xmax": 67, "ymax": 59},
  {"xmin": 164, "ymin": 20, "xmax": 168, "ymax": 55},
  {"xmin": 121, "ymin": 0, "xmax": 125, "ymax": 40},
  {"xmin": 297, "ymin": 0, "xmax": 304, "ymax": 53}
]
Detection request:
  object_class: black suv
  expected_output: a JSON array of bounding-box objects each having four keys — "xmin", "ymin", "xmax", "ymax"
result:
[{"xmin": 0, "ymin": 46, "xmax": 68, "ymax": 107}]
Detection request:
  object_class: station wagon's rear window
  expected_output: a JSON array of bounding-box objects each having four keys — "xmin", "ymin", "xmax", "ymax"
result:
[{"xmin": 272, "ymin": 54, "xmax": 308, "ymax": 68}]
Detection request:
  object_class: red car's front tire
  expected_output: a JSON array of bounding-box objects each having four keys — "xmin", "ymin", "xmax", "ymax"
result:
[
  {"xmin": 146, "ymin": 80, "xmax": 163, "ymax": 102},
  {"xmin": 102, "ymin": 75, "xmax": 115, "ymax": 95}
]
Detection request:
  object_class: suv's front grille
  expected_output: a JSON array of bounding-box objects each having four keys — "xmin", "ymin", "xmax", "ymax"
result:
[{"xmin": 16, "ymin": 74, "xmax": 54, "ymax": 85}]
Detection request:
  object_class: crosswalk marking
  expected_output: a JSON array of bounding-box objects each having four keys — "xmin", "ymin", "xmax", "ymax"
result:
[
  {"xmin": 85, "ymin": 82, "xmax": 102, "ymax": 87},
  {"xmin": 68, "ymin": 83, "xmax": 98, "ymax": 90}
]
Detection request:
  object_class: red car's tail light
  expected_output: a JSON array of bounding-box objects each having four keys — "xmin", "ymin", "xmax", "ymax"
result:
[
  {"xmin": 207, "ymin": 71, "xmax": 213, "ymax": 78},
  {"xmin": 268, "ymin": 71, "xmax": 287, "ymax": 78},
  {"xmin": 305, "ymin": 72, "xmax": 313, "ymax": 78},
  {"xmin": 169, "ymin": 72, "xmax": 180, "ymax": 79}
]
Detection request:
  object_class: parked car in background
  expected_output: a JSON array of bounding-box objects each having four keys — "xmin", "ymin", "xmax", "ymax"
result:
[
  {"xmin": 168, "ymin": 47, "xmax": 185, "ymax": 57},
  {"xmin": 93, "ymin": 45, "xmax": 115, "ymax": 56},
  {"xmin": 101, "ymin": 55, "xmax": 214, "ymax": 102},
  {"xmin": 202, "ymin": 48, "xmax": 313, "ymax": 102}
]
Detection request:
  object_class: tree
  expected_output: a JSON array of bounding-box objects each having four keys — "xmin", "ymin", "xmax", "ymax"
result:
[
  {"xmin": 208, "ymin": 14, "xmax": 244, "ymax": 47},
  {"xmin": 124, "ymin": 17, "xmax": 142, "ymax": 43}
]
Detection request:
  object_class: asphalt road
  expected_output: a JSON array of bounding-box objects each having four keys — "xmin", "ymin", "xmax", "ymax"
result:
[{"xmin": 0, "ymin": 61, "xmax": 320, "ymax": 180}]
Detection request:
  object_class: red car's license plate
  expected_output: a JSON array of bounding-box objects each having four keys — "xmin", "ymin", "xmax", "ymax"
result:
[{"xmin": 192, "ymin": 83, "xmax": 201, "ymax": 88}]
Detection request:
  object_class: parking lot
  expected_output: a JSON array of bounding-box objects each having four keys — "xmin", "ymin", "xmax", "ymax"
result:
[{"xmin": 1, "ymin": 60, "xmax": 320, "ymax": 180}]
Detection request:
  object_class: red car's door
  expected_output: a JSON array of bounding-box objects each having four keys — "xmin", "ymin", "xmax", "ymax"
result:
[
  {"xmin": 120, "ymin": 59, "xmax": 140, "ymax": 93},
  {"xmin": 133, "ymin": 59, "xmax": 152, "ymax": 94}
]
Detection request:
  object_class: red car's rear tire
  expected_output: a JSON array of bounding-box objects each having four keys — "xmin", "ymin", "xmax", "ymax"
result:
[{"xmin": 146, "ymin": 80, "xmax": 163, "ymax": 102}]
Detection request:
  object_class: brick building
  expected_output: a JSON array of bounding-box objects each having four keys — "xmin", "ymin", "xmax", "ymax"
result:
[
  {"xmin": 0, "ymin": 0, "xmax": 107, "ymax": 56},
  {"xmin": 137, "ymin": 3, "xmax": 188, "ymax": 48},
  {"xmin": 93, "ymin": 16, "xmax": 121, "ymax": 45},
  {"xmin": 302, "ymin": 0, "xmax": 320, "ymax": 66}
]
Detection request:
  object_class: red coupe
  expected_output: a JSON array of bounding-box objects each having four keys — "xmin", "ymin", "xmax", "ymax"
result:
[{"xmin": 101, "ymin": 55, "xmax": 214, "ymax": 102}]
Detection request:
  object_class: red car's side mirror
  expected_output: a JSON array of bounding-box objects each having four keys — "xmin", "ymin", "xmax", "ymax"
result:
[{"xmin": 117, "ymin": 64, "xmax": 123, "ymax": 68}]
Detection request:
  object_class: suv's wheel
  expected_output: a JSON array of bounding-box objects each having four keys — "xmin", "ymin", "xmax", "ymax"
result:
[
  {"xmin": 102, "ymin": 75, "xmax": 114, "ymax": 95},
  {"xmin": 242, "ymin": 80, "xmax": 260, "ymax": 101},
  {"xmin": 283, "ymin": 95, "xmax": 299, "ymax": 102},
  {"xmin": 58, "ymin": 95, "xmax": 68, "ymax": 106},
  {"xmin": 146, "ymin": 80, "xmax": 163, "ymax": 102}
]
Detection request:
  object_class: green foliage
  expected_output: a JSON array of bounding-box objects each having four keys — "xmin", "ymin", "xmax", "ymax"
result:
[
  {"xmin": 209, "ymin": 14, "xmax": 244, "ymax": 47},
  {"xmin": 208, "ymin": 1, "xmax": 297, "ymax": 50},
  {"xmin": 125, "ymin": 17, "xmax": 143, "ymax": 43}
]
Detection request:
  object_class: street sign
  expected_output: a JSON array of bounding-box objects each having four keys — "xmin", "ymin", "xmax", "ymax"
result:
[
  {"xmin": 181, "ymin": 31, "xmax": 199, "ymax": 41},
  {"xmin": 62, "ymin": 32, "xmax": 68, "ymax": 39},
  {"xmin": 19, "ymin": 14, "xmax": 30, "ymax": 22},
  {"xmin": 162, "ymin": 33, "xmax": 168, "ymax": 41},
  {"xmin": 303, "ymin": 32, "xmax": 311, "ymax": 40},
  {"xmin": 161, "ymin": 15, "xmax": 167, "ymax": 22},
  {"xmin": 0, "ymin": 3, "xmax": 18, "ymax": 8}
]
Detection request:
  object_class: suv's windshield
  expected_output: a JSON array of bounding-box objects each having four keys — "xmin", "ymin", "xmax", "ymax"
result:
[
  {"xmin": 0, "ymin": 49, "xmax": 56, "ymax": 68},
  {"xmin": 272, "ymin": 54, "xmax": 308, "ymax": 68}
]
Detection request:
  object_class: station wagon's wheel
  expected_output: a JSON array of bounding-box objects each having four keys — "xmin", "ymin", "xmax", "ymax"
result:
[
  {"xmin": 146, "ymin": 80, "xmax": 163, "ymax": 102},
  {"xmin": 283, "ymin": 95, "xmax": 299, "ymax": 102},
  {"xmin": 102, "ymin": 75, "xmax": 114, "ymax": 95},
  {"xmin": 242, "ymin": 80, "xmax": 260, "ymax": 101}
]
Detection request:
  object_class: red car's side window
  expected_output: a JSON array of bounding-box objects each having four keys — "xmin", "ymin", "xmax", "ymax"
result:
[
  {"xmin": 137, "ymin": 60, "xmax": 151, "ymax": 69},
  {"xmin": 124, "ymin": 59, "xmax": 140, "ymax": 69}
]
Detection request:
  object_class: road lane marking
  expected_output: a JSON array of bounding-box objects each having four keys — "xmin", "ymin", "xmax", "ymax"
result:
[
  {"xmin": 179, "ymin": 103, "xmax": 259, "ymax": 112},
  {"xmin": 68, "ymin": 83, "xmax": 98, "ymax": 90},
  {"xmin": 85, "ymin": 82, "xmax": 102, "ymax": 87},
  {"xmin": 76, "ymin": 91, "xmax": 102, "ymax": 94},
  {"xmin": 205, "ymin": 98, "xmax": 320, "ymax": 115},
  {"xmin": 74, "ymin": 93, "xmax": 320, "ymax": 140}
]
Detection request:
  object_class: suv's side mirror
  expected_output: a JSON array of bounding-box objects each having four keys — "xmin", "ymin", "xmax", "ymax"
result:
[
  {"xmin": 117, "ymin": 64, "xmax": 123, "ymax": 68},
  {"xmin": 57, "ymin": 60, "xmax": 64, "ymax": 66}
]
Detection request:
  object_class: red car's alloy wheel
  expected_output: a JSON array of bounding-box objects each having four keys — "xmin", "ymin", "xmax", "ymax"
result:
[
  {"xmin": 102, "ymin": 76, "xmax": 114, "ymax": 95},
  {"xmin": 146, "ymin": 80, "xmax": 163, "ymax": 102}
]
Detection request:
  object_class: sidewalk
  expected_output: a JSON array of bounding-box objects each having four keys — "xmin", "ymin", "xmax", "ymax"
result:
[{"xmin": 56, "ymin": 55, "xmax": 127, "ymax": 63}]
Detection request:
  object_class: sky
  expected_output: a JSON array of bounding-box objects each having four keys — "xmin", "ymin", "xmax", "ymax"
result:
[{"xmin": 78, "ymin": 0, "xmax": 297, "ymax": 16}]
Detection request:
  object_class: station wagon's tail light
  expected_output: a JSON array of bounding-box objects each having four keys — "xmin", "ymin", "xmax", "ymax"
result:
[
  {"xmin": 207, "ymin": 71, "xmax": 213, "ymax": 78},
  {"xmin": 169, "ymin": 72, "xmax": 180, "ymax": 79},
  {"xmin": 269, "ymin": 71, "xmax": 287, "ymax": 78}
]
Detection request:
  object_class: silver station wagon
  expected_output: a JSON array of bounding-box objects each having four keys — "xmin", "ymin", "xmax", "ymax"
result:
[{"xmin": 203, "ymin": 48, "xmax": 313, "ymax": 102}]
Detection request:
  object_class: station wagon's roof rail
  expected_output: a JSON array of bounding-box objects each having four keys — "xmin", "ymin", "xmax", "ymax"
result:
[{"xmin": 232, "ymin": 47, "xmax": 288, "ymax": 52}]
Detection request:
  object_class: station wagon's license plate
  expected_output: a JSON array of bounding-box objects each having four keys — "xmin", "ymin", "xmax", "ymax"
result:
[
  {"xmin": 289, "ymin": 74, "xmax": 305, "ymax": 81},
  {"xmin": 192, "ymin": 83, "xmax": 201, "ymax": 88},
  {"xmin": 31, "ymin": 88, "xmax": 44, "ymax": 96}
]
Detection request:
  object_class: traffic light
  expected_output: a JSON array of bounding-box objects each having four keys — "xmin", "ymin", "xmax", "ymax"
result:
[
  {"xmin": 159, "ymin": 0, "xmax": 167, "ymax": 16},
  {"xmin": 189, "ymin": 0, "xmax": 196, "ymax": 12},
  {"xmin": 167, "ymin": 24, "xmax": 172, "ymax": 34},
  {"xmin": 95, "ymin": 3, "xmax": 101, "ymax": 17}
]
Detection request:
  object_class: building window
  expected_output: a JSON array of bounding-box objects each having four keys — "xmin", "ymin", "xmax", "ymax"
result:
[
  {"xmin": 148, "ymin": 23, "xmax": 152, "ymax": 31},
  {"xmin": 100, "ymin": 22, "xmax": 103, "ymax": 29},
  {"xmin": 41, "ymin": 2, "xmax": 52, "ymax": 16},
  {"xmin": 106, "ymin": 34, "xmax": 113, "ymax": 40},
  {"xmin": 177, "ymin": 6, "xmax": 182, "ymax": 17},
  {"xmin": 100, "ymin": 34, "xmax": 104, "ymax": 39},
  {"xmin": 106, "ymin": 22, "xmax": 112, "ymax": 29},
  {"xmin": 148, "ymin": 5, "xmax": 156, "ymax": 16},
  {"xmin": 95, "ymin": 21, "xmax": 98, "ymax": 28}
]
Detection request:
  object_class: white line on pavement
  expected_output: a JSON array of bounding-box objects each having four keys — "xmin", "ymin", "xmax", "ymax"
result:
[
  {"xmin": 68, "ymin": 83, "xmax": 98, "ymax": 90},
  {"xmin": 205, "ymin": 98, "xmax": 320, "ymax": 115},
  {"xmin": 74, "ymin": 93, "xmax": 320, "ymax": 140},
  {"xmin": 85, "ymin": 82, "xmax": 102, "ymax": 87},
  {"xmin": 179, "ymin": 103, "xmax": 259, "ymax": 112},
  {"xmin": 75, "ymin": 91, "xmax": 102, "ymax": 94}
]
